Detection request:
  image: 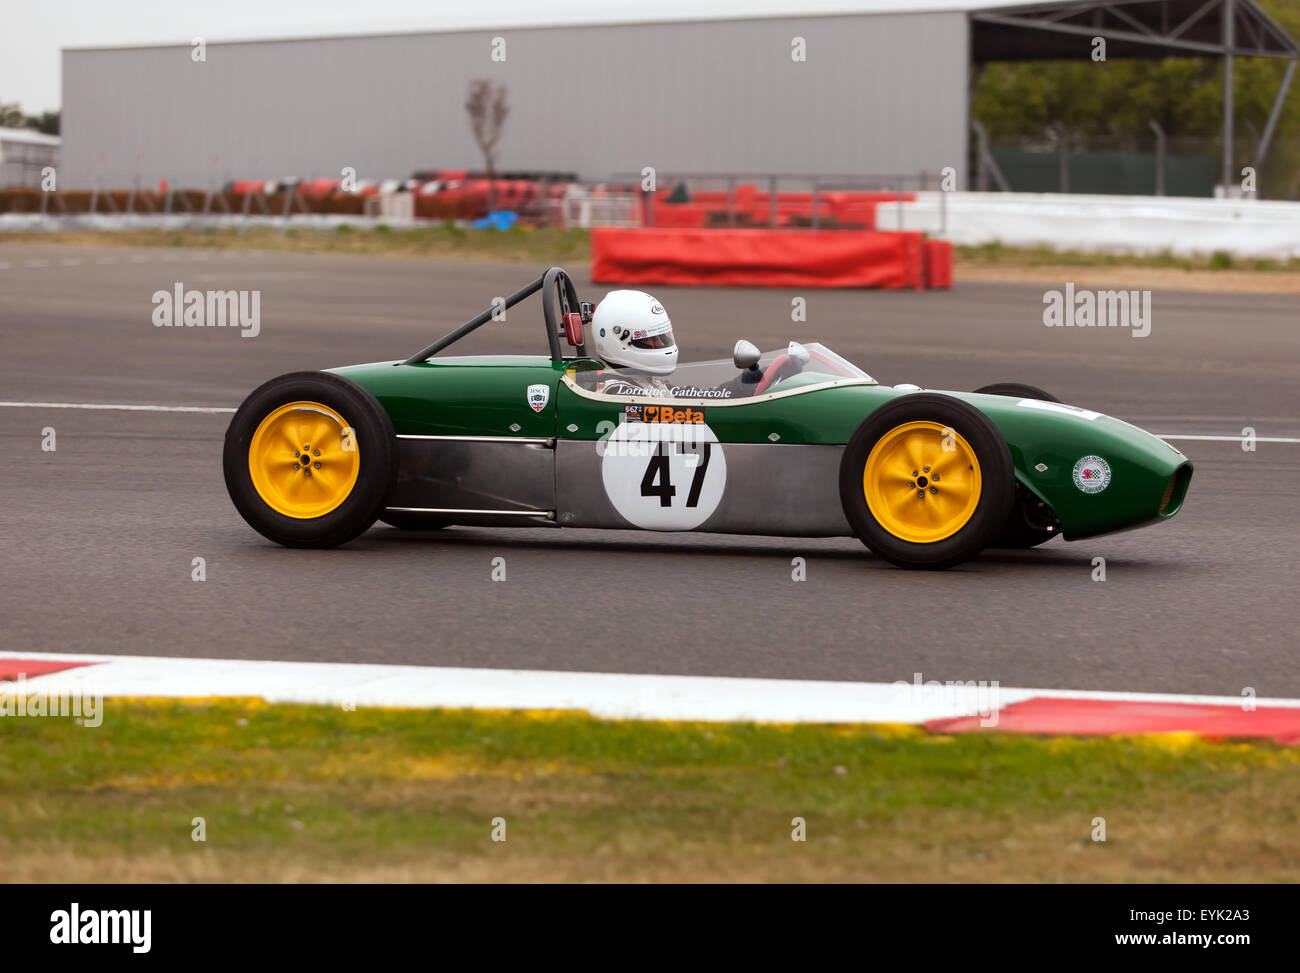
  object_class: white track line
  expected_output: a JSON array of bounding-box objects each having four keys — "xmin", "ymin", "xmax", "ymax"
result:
[
  {"xmin": 6, "ymin": 651, "xmax": 1300, "ymax": 722},
  {"xmin": 1155, "ymin": 434, "xmax": 1300, "ymax": 443},
  {"xmin": 0, "ymin": 401, "xmax": 235, "ymax": 414}
]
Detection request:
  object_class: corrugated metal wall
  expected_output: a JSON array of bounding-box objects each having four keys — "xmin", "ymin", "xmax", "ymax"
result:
[{"xmin": 61, "ymin": 13, "xmax": 968, "ymax": 188}]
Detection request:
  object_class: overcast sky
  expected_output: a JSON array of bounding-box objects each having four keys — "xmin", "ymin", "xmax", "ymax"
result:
[{"xmin": 0, "ymin": 0, "xmax": 964, "ymax": 114}]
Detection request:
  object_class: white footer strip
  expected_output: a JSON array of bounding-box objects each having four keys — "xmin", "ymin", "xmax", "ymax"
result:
[{"xmin": 7, "ymin": 651, "xmax": 1300, "ymax": 723}]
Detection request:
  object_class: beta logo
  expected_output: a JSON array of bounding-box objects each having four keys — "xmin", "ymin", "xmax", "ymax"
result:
[
  {"xmin": 1072, "ymin": 455, "xmax": 1111, "ymax": 494},
  {"xmin": 526, "ymin": 384, "xmax": 549, "ymax": 413},
  {"xmin": 626, "ymin": 404, "xmax": 704, "ymax": 424}
]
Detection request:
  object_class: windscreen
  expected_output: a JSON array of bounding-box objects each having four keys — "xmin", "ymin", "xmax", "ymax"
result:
[{"xmin": 573, "ymin": 342, "xmax": 872, "ymax": 400}]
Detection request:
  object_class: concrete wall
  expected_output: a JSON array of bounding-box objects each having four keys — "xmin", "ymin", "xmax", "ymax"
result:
[
  {"xmin": 61, "ymin": 13, "xmax": 968, "ymax": 188},
  {"xmin": 876, "ymin": 191, "xmax": 1300, "ymax": 259}
]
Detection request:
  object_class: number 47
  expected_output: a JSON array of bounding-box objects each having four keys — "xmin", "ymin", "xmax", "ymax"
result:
[{"xmin": 640, "ymin": 442, "xmax": 711, "ymax": 508}]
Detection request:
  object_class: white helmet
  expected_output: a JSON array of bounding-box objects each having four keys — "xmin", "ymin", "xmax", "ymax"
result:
[{"xmin": 591, "ymin": 290, "xmax": 677, "ymax": 375}]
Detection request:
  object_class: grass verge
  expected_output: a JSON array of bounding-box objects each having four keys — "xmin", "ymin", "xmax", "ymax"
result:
[
  {"xmin": 953, "ymin": 242, "xmax": 1300, "ymax": 293},
  {"xmin": 2, "ymin": 226, "xmax": 1297, "ymax": 291},
  {"xmin": 956, "ymin": 241, "xmax": 1300, "ymax": 274},
  {"xmin": 0, "ymin": 224, "xmax": 592, "ymax": 264},
  {"xmin": 3, "ymin": 699, "xmax": 1299, "ymax": 882}
]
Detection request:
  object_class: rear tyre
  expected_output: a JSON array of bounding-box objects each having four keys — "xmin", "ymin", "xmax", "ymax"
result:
[
  {"xmin": 223, "ymin": 371, "xmax": 398, "ymax": 548},
  {"xmin": 380, "ymin": 512, "xmax": 450, "ymax": 531},
  {"xmin": 839, "ymin": 393, "xmax": 1015, "ymax": 569},
  {"xmin": 972, "ymin": 382, "xmax": 1059, "ymax": 402}
]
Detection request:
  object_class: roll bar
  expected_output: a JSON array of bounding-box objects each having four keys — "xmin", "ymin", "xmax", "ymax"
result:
[{"xmin": 400, "ymin": 266, "xmax": 586, "ymax": 366}]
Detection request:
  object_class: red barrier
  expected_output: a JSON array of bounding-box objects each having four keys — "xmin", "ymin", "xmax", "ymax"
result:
[
  {"xmin": 922, "ymin": 239, "xmax": 953, "ymax": 289},
  {"xmin": 926, "ymin": 697, "xmax": 1300, "ymax": 745},
  {"xmin": 591, "ymin": 228, "xmax": 927, "ymax": 289},
  {"xmin": 647, "ymin": 189, "xmax": 916, "ymax": 231}
]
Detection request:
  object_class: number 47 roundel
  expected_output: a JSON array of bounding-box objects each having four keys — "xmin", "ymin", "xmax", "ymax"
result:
[{"xmin": 600, "ymin": 423, "xmax": 727, "ymax": 531}]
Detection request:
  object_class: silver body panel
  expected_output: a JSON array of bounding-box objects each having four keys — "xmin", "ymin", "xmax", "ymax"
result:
[
  {"xmin": 388, "ymin": 437, "xmax": 555, "ymax": 514},
  {"xmin": 389, "ymin": 434, "xmax": 853, "ymax": 537},
  {"xmin": 555, "ymin": 440, "xmax": 852, "ymax": 537}
]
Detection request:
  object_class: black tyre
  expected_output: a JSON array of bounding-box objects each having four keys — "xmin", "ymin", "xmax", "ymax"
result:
[
  {"xmin": 972, "ymin": 382, "xmax": 1059, "ymax": 402},
  {"xmin": 839, "ymin": 393, "xmax": 1015, "ymax": 569},
  {"xmin": 223, "ymin": 371, "xmax": 398, "ymax": 548},
  {"xmin": 380, "ymin": 511, "xmax": 450, "ymax": 530}
]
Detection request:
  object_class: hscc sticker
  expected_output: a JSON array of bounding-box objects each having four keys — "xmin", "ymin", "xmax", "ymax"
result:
[
  {"xmin": 527, "ymin": 383, "xmax": 550, "ymax": 413},
  {"xmin": 1072, "ymin": 455, "xmax": 1111, "ymax": 493}
]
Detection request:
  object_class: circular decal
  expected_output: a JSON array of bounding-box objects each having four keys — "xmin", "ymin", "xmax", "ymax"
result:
[
  {"xmin": 1072, "ymin": 454, "xmax": 1111, "ymax": 494},
  {"xmin": 600, "ymin": 422, "xmax": 726, "ymax": 530}
]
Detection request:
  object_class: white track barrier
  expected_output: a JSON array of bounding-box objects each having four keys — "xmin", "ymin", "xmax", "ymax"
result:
[
  {"xmin": 874, "ymin": 191, "xmax": 1300, "ymax": 261},
  {"xmin": 8, "ymin": 652, "xmax": 1300, "ymax": 725}
]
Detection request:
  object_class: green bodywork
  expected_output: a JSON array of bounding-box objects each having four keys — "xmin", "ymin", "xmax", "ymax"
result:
[{"xmin": 330, "ymin": 355, "xmax": 1192, "ymax": 541}]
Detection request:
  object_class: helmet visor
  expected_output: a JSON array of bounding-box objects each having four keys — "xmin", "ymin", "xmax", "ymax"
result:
[{"xmin": 632, "ymin": 332, "xmax": 674, "ymax": 350}]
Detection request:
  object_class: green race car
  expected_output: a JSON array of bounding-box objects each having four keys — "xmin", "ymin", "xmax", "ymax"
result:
[{"xmin": 223, "ymin": 267, "xmax": 1192, "ymax": 569}]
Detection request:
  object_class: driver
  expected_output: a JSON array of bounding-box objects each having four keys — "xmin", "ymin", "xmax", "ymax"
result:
[{"xmin": 590, "ymin": 290, "xmax": 677, "ymax": 396}]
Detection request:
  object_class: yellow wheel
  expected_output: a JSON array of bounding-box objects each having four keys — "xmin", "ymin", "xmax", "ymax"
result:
[
  {"xmin": 248, "ymin": 401, "xmax": 361, "ymax": 518},
  {"xmin": 225, "ymin": 372, "xmax": 397, "ymax": 548},
  {"xmin": 839, "ymin": 394, "xmax": 1014, "ymax": 569},
  {"xmin": 862, "ymin": 420, "xmax": 981, "ymax": 543}
]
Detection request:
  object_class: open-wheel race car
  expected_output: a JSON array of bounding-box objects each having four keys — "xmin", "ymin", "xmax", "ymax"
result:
[{"xmin": 223, "ymin": 267, "xmax": 1192, "ymax": 569}]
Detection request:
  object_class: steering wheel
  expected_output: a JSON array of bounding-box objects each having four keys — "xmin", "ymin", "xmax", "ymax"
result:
[
  {"xmin": 542, "ymin": 267, "xmax": 584, "ymax": 358},
  {"xmin": 754, "ymin": 354, "xmax": 802, "ymax": 396}
]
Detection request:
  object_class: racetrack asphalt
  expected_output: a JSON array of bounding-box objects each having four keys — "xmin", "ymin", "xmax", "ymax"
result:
[{"xmin": 1, "ymin": 243, "xmax": 1297, "ymax": 697}]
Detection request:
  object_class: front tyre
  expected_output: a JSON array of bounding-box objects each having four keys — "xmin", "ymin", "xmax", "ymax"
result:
[
  {"xmin": 223, "ymin": 371, "xmax": 398, "ymax": 548},
  {"xmin": 839, "ymin": 393, "xmax": 1014, "ymax": 569}
]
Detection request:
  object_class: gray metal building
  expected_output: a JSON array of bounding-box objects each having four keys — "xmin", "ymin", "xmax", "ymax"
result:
[
  {"xmin": 60, "ymin": 1, "xmax": 1297, "ymax": 190},
  {"xmin": 0, "ymin": 127, "xmax": 61, "ymax": 188},
  {"xmin": 61, "ymin": 7, "xmax": 971, "ymax": 189}
]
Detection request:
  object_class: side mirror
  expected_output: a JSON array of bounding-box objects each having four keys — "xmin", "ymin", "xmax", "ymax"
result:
[
  {"xmin": 787, "ymin": 340, "xmax": 812, "ymax": 364},
  {"xmin": 564, "ymin": 311, "xmax": 584, "ymax": 347},
  {"xmin": 733, "ymin": 339, "xmax": 762, "ymax": 371}
]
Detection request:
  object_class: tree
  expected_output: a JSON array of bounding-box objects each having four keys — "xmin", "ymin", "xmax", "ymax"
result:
[
  {"xmin": 30, "ymin": 110, "xmax": 60, "ymax": 135},
  {"xmin": 0, "ymin": 103, "xmax": 60, "ymax": 134},
  {"xmin": 465, "ymin": 80, "xmax": 509, "ymax": 211},
  {"xmin": 0, "ymin": 103, "xmax": 25, "ymax": 129},
  {"xmin": 967, "ymin": 1, "xmax": 1300, "ymax": 196}
]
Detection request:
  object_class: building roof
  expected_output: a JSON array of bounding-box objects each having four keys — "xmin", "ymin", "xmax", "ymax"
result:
[
  {"xmin": 63, "ymin": 0, "xmax": 1296, "ymax": 59},
  {"xmin": 0, "ymin": 127, "xmax": 61, "ymax": 147}
]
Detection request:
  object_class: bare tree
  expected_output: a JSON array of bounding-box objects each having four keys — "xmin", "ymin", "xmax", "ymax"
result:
[{"xmin": 465, "ymin": 81, "xmax": 509, "ymax": 212}]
